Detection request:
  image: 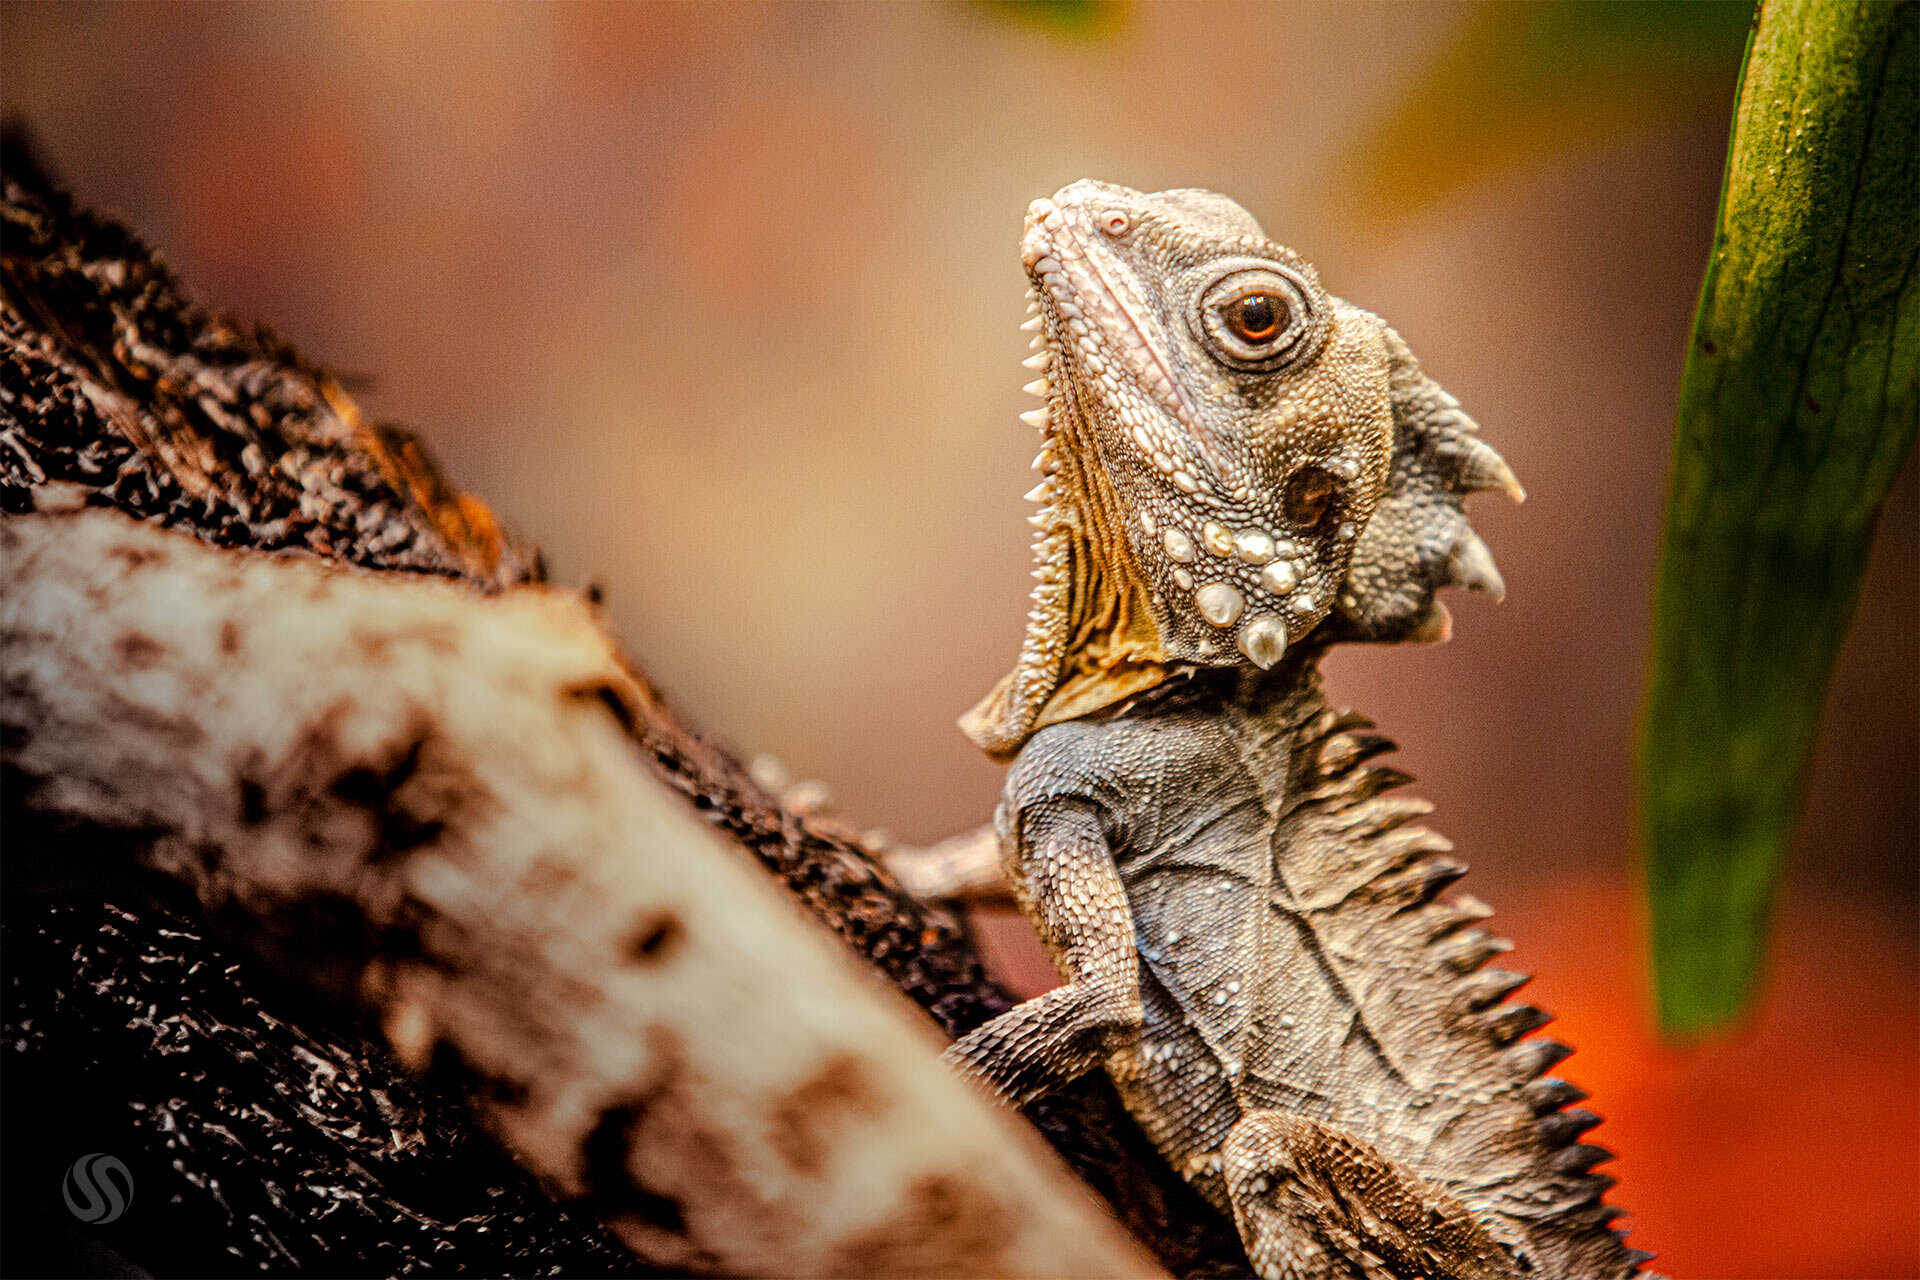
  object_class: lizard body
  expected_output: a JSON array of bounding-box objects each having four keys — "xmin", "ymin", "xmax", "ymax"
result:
[{"xmin": 943, "ymin": 181, "xmax": 1646, "ymax": 1279}]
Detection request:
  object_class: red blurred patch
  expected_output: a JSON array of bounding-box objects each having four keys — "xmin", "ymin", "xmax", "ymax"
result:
[
  {"xmin": 1487, "ymin": 879, "xmax": 1917, "ymax": 1278},
  {"xmin": 170, "ymin": 60, "xmax": 369, "ymax": 312},
  {"xmin": 553, "ymin": 1, "xmax": 762, "ymax": 113},
  {"xmin": 655, "ymin": 94, "xmax": 889, "ymax": 300}
]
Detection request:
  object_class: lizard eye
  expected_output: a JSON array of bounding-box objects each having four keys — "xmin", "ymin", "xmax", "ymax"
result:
[
  {"xmin": 1223, "ymin": 293, "xmax": 1285, "ymax": 343},
  {"xmin": 1198, "ymin": 268, "xmax": 1313, "ymax": 371}
]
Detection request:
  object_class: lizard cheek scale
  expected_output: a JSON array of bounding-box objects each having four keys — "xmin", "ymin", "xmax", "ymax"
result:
[{"xmin": 950, "ymin": 181, "xmax": 1645, "ymax": 1278}]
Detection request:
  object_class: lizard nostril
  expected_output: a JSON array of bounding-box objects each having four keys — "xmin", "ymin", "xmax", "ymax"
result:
[{"xmin": 1102, "ymin": 212, "xmax": 1130, "ymax": 236}]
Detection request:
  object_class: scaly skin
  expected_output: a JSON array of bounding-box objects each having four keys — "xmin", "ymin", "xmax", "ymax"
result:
[{"xmin": 945, "ymin": 181, "xmax": 1649, "ymax": 1279}]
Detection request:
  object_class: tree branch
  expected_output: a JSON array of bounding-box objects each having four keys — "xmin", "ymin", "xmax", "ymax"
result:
[{"xmin": 1, "ymin": 132, "xmax": 1245, "ymax": 1275}]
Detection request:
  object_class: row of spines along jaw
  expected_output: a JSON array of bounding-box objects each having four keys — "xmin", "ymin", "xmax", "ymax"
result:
[{"xmin": 1012, "ymin": 286, "xmax": 1073, "ymax": 721}]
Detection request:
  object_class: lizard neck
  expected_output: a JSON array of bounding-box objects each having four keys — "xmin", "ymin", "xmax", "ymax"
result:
[{"xmin": 961, "ymin": 386, "xmax": 1183, "ymax": 760}]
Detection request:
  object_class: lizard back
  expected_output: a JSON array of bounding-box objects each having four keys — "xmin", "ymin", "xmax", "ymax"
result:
[{"xmin": 1001, "ymin": 660, "xmax": 1633, "ymax": 1276}]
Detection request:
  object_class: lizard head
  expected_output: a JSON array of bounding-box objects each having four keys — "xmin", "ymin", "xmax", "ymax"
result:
[{"xmin": 962, "ymin": 180, "xmax": 1523, "ymax": 759}]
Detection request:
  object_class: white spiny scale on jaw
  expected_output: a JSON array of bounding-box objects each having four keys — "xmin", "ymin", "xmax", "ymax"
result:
[{"xmin": 1237, "ymin": 614, "xmax": 1288, "ymax": 668}]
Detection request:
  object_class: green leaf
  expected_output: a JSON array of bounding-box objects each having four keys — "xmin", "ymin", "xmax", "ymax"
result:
[{"xmin": 1640, "ymin": 0, "xmax": 1918, "ymax": 1037}]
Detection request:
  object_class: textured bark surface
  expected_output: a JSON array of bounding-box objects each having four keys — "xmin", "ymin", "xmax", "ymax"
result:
[
  {"xmin": 0, "ymin": 135, "xmax": 1245, "ymax": 1276},
  {"xmin": 3, "ymin": 896, "xmax": 654, "ymax": 1279},
  {"xmin": 5, "ymin": 506, "xmax": 1165, "ymax": 1278}
]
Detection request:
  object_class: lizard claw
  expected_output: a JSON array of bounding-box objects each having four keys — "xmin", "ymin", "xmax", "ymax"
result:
[{"xmin": 1237, "ymin": 615, "xmax": 1289, "ymax": 669}]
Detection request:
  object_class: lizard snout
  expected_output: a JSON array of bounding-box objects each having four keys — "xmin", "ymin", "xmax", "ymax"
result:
[{"xmin": 1021, "ymin": 199, "xmax": 1061, "ymax": 270}]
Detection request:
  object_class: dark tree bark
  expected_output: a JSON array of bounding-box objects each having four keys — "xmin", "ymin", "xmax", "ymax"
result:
[
  {"xmin": 0, "ymin": 131, "xmax": 1246, "ymax": 1277},
  {"xmin": 3, "ymin": 895, "xmax": 656, "ymax": 1279}
]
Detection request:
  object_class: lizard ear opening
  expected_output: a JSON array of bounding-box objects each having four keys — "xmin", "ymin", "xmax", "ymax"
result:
[{"xmin": 1326, "ymin": 323, "xmax": 1524, "ymax": 644}]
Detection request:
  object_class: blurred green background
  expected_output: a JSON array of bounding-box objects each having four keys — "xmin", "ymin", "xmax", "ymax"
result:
[{"xmin": 3, "ymin": 2, "xmax": 1912, "ymax": 1275}]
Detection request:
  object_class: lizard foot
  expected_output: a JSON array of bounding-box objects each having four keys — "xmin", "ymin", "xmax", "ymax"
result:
[{"xmin": 1221, "ymin": 1110, "xmax": 1517, "ymax": 1280}]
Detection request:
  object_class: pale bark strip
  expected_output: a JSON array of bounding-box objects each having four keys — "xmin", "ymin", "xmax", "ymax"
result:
[{"xmin": 1, "ymin": 505, "xmax": 1162, "ymax": 1280}]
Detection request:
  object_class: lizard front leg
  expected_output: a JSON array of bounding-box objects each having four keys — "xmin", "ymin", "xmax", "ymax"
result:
[
  {"xmin": 1222, "ymin": 1110, "xmax": 1516, "ymax": 1280},
  {"xmin": 942, "ymin": 798, "xmax": 1142, "ymax": 1107}
]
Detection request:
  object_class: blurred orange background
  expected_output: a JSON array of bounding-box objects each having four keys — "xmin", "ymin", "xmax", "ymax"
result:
[{"xmin": 4, "ymin": 2, "xmax": 1914, "ymax": 1275}]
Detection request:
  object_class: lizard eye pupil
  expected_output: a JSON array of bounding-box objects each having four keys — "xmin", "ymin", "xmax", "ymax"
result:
[{"xmin": 1224, "ymin": 293, "xmax": 1285, "ymax": 343}]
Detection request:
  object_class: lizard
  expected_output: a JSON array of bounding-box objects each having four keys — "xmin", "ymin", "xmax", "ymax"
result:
[{"xmin": 934, "ymin": 180, "xmax": 1651, "ymax": 1280}]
